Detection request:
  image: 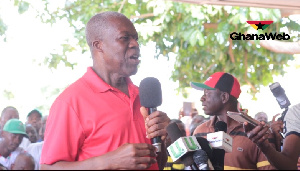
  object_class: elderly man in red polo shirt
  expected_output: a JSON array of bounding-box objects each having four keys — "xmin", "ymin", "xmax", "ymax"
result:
[{"xmin": 40, "ymin": 11, "xmax": 170, "ymax": 170}]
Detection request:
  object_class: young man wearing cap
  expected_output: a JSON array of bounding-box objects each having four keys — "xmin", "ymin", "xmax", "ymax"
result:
[
  {"xmin": 0, "ymin": 106, "xmax": 31, "ymax": 151},
  {"xmin": 191, "ymin": 72, "xmax": 275, "ymax": 170},
  {"xmin": 0, "ymin": 119, "xmax": 27, "ymax": 169},
  {"xmin": 26, "ymin": 109, "xmax": 42, "ymax": 141}
]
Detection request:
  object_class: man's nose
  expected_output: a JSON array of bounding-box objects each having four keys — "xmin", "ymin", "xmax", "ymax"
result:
[
  {"xmin": 200, "ymin": 95, "xmax": 205, "ymax": 102},
  {"xmin": 129, "ymin": 37, "xmax": 139, "ymax": 48}
]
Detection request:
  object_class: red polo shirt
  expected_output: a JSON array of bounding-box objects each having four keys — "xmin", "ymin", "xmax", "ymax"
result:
[{"xmin": 40, "ymin": 67, "xmax": 158, "ymax": 170}]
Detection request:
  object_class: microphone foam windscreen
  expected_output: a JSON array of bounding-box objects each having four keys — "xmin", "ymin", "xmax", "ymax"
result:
[
  {"xmin": 166, "ymin": 122, "xmax": 182, "ymax": 143},
  {"xmin": 214, "ymin": 121, "xmax": 227, "ymax": 133},
  {"xmin": 139, "ymin": 77, "xmax": 162, "ymax": 108}
]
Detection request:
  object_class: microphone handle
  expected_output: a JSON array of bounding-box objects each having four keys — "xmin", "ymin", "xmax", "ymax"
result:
[{"xmin": 148, "ymin": 107, "xmax": 162, "ymax": 152}]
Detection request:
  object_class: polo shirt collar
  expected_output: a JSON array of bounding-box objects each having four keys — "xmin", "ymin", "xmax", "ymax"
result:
[{"xmin": 83, "ymin": 67, "xmax": 138, "ymax": 94}]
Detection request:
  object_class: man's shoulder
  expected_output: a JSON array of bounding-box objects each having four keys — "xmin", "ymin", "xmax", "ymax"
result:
[
  {"xmin": 27, "ymin": 141, "xmax": 44, "ymax": 150},
  {"xmin": 55, "ymin": 76, "xmax": 87, "ymax": 100},
  {"xmin": 286, "ymin": 103, "xmax": 300, "ymax": 118}
]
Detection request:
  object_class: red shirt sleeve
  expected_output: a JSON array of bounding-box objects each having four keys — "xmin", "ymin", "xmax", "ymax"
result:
[{"xmin": 40, "ymin": 99, "xmax": 85, "ymax": 164}]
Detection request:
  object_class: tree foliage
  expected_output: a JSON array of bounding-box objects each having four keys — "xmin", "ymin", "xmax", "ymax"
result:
[
  {"xmin": 2, "ymin": 0, "xmax": 300, "ymax": 98},
  {"xmin": 0, "ymin": 0, "xmax": 30, "ymax": 41}
]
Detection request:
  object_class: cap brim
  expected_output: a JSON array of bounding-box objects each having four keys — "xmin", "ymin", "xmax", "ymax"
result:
[
  {"xmin": 6, "ymin": 131, "xmax": 28, "ymax": 138},
  {"xmin": 190, "ymin": 82, "xmax": 215, "ymax": 90}
]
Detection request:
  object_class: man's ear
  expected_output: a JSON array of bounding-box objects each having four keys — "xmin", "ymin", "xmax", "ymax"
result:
[
  {"xmin": 92, "ymin": 40, "xmax": 103, "ymax": 52},
  {"xmin": 221, "ymin": 92, "xmax": 230, "ymax": 104}
]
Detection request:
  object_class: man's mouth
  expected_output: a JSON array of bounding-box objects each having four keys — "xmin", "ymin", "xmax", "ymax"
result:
[
  {"xmin": 130, "ymin": 54, "xmax": 139, "ymax": 60},
  {"xmin": 129, "ymin": 54, "xmax": 140, "ymax": 64}
]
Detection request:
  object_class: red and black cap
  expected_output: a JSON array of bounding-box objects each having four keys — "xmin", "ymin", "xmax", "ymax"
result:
[{"xmin": 190, "ymin": 72, "xmax": 241, "ymax": 99}]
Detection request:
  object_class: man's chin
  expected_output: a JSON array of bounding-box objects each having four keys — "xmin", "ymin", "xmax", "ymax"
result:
[
  {"xmin": 8, "ymin": 146, "xmax": 18, "ymax": 152},
  {"xmin": 126, "ymin": 68, "xmax": 138, "ymax": 77}
]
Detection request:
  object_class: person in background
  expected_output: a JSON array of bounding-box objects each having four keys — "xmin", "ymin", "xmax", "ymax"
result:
[
  {"xmin": 27, "ymin": 119, "xmax": 47, "ymax": 170},
  {"xmin": 180, "ymin": 107, "xmax": 198, "ymax": 136},
  {"xmin": 10, "ymin": 152, "xmax": 35, "ymax": 170},
  {"xmin": 245, "ymin": 103, "xmax": 300, "ymax": 170},
  {"xmin": 25, "ymin": 124, "xmax": 38, "ymax": 143},
  {"xmin": 178, "ymin": 108, "xmax": 184, "ymax": 120},
  {"xmin": 0, "ymin": 106, "xmax": 19, "ymax": 136},
  {"xmin": 191, "ymin": 72, "xmax": 275, "ymax": 170},
  {"xmin": 0, "ymin": 119, "xmax": 27, "ymax": 169},
  {"xmin": 189, "ymin": 115, "xmax": 207, "ymax": 136},
  {"xmin": 26, "ymin": 109, "xmax": 42, "ymax": 141},
  {"xmin": 237, "ymin": 101, "xmax": 248, "ymax": 115},
  {"xmin": 0, "ymin": 106, "xmax": 31, "ymax": 150},
  {"xmin": 39, "ymin": 115, "xmax": 48, "ymax": 141},
  {"xmin": 40, "ymin": 11, "xmax": 170, "ymax": 170},
  {"xmin": 191, "ymin": 108, "xmax": 198, "ymax": 119},
  {"xmin": 255, "ymin": 112, "xmax": 268, "ymax": 124},
  {"xmin": 164, "ymin": 119, "xmax": 186, "ymax": 170}
]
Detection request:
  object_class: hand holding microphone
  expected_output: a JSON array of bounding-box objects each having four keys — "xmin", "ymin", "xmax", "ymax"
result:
[
  {"xmin": 139, "ymin": 77, "xmax": 170, "ymax": 152},
  {"xmin": 105, "ymin": 143, "xmax": 157, "ymax": 170}
]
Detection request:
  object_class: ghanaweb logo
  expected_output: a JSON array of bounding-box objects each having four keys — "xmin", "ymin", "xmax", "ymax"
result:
[{"xmin": 230, "ymin": 20, "xmax": 290, "ymax": 40}]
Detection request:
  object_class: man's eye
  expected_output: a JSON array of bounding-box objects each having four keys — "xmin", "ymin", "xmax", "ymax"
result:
[{"xmin": 121, "ymin": 36, "xmax": 129, "ymax": 40}]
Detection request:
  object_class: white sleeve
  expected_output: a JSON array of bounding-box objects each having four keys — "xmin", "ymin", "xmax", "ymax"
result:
[
  {"xmin": 283, "ymin": 103, "xmax": 300, "ymax": 138},
  {"xmin": 19, "ymin": 137, "xmax": 31, "ymax": 150}
]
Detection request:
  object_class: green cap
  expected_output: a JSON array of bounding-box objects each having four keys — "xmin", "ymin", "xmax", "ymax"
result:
[
  {"xmin": 3, "ymin": 119, "xmax": 27, "ymax": 136},
  {"xmin": 27, "ymin": 109, "xmax": 42, "ymax": 118}
]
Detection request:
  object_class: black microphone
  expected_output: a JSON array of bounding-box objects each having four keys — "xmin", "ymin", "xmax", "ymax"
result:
[
  {"xmin": 139, "ymin": 77, "xmax": 162, "ymax": 152},
  {"xmin": 194, "ymin": 136, "xmax": 213, "ymax": 161},
  {"xmin": 166, "ymin": 122, "xmax": 199, "ymax": 170},
  {"xmin": 212, "ymin": 121, "xmax": 227, "ymax": 170},
  {"xmin": 193, "ymin": 149, "xmax": 213, "ymax": 170}
]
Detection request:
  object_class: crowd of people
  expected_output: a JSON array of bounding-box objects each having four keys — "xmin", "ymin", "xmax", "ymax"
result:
[
  {"xmin": 0, "ymin": 11, "xmax": 299, "ymax": 170},
  {"xmin": 0, "ymin": 107, "xmax": 47, "ymax": 170}
]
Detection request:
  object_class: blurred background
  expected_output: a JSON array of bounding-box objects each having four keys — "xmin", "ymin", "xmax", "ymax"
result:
[{"xmin": 0, "ymin": 0, "xmax": 299, "ymax": 123}]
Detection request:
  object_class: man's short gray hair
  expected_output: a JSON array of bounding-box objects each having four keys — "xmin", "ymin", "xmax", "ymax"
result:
[{"xmin": 85, "ymin": 11, "xmax": 128, "ymax": 47}]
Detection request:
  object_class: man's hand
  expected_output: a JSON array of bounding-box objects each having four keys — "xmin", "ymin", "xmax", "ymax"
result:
[
  {"xmin": 271, "ymin": 113, "xmax": 283, "ymax": 134},
  {"xmin": 104, "ymin": 143, "xmax": 157, "ymax": 170},
  {"xmin": 243, "ymin": 122, "xmax": 270, "ymax": 148},
  {"xmin": 270, "ymin": 113, "xmax": 284, "ymax": 151},
  {"xmin": 140, "ymin": 106, "xmax": 170, "ymax": 141}
]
